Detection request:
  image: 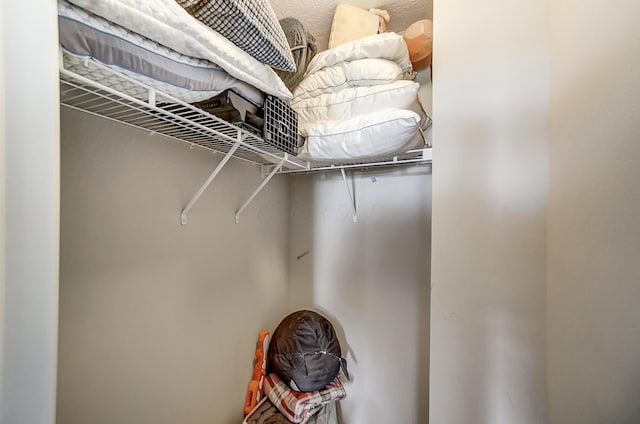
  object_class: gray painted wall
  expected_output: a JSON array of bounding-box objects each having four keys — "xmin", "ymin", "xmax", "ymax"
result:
[
  {"xmin": 430, "ymin": 0, "xmax": 640, "ymax": 423},
  {"xmin": 0, "ymin": 3, "xmax": 5, "ymax": 415},
  {"xmin": 429, "ymin": 0, "xmax": 549, "ymax": 422},
  {"xmin": 547, "ymin": 0, "xmax": 640, "ymax": 422},
  {"xmin": 57, "ymin": 109, "xmax": 291, "ymax": 424},
  {"xmin": 287, "ymin": 167, "xmax": 431, "ymax": 424},
  {"xmin": 57, "ymin": 108, "xmax": 432, "ymax": 424}
]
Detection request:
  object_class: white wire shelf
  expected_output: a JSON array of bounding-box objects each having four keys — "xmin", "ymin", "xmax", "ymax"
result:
[
  {"xmin": 59, "ymin": 51, "xmax": 434, "ymax": 224},
  {"xmin": 273, "ymin": 147, "xmax": 433, "ymax": 175},
  {"xmin": 59, "ymin": 53, "xmax": 306, "ymax": 170},
  {"xmin": 59, "ymin": 52, "xmax": 432, "ymax": 176}
]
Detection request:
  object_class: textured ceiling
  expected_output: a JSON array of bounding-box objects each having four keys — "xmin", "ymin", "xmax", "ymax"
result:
[{"xmin": 270, "ymin": 0, "xmax": 433, "ymax": 52}]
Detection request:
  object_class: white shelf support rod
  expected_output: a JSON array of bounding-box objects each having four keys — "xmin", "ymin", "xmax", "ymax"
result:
[
  {"xmin": 341, "ymin": 169, "xmax": 358, "ymax": 223},
  {"xmin": 180, "ymin": 134, "xmax": 242, "ymax": 225},
  {"xmin": 235, "ymin": 155, "xmax": 287, "ymax": 224}
]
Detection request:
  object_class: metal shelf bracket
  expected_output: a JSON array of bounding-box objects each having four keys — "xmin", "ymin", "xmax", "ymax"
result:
[
  {"xmin": 341, "ymin": 169, "xmax": 358, "ymax": 223},
  {"xmin": 235, "ymin": 154, "xmax": 288, "ymax": 224},
  {"xmin": 180, "ymin": 132, "xmax": 242, "ymax": 225}
]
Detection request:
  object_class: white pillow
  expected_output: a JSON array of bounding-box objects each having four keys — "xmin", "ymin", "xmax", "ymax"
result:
[
  {"xmin": 292, "ymin": 80, "xmax": 421, "ymax": 124},
  {"xmin": 298, "ymin": 109, "xmax": 424, "ymax": 162},
  {"xmin": 292, "ymin": 58, "xmax": 404, "ymax": 101},
  {"xmin": 305, "ymin": 33, "xmax": 413, "ymax": 77},
  {"xmin": 328, "ymin": 4, "xmax": 381, "ymax": 49}
]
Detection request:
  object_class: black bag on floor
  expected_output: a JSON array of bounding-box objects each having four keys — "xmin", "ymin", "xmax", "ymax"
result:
[{"xmin": 268, "ymin": 310, "xmax": 348, "ymax": 392}]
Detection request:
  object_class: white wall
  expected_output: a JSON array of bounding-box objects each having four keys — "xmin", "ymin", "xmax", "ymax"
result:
[
  {"xmin": 429, "ymin": 0, "xmax": 549, "ymax": 422},
  {"xmin": 0, "ymin": 0, "xmax": 6, "ymax": 414},
  {"xmin": 0, "ymin": 1, "xmax": 60, "ymax": 423},
  {"xmin": 547, "ymin": 0, "xmax": 640, "ymax": 422},
  {"xmin": 287, "ymin": 167, "xmax": 431, "ymax": 424},
  {"xmin": 57, "ymin": 110, "xmax": 291, "ymax": 424}
]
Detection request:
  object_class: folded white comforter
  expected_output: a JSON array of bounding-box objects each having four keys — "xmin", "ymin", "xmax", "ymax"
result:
[
  {"xmin": 302, "ymin": 32, "xmax": 413, "ymax": 78},
  {"xmin": 291, "ymin": 33, "xmax": 430, "ymax": 162}
]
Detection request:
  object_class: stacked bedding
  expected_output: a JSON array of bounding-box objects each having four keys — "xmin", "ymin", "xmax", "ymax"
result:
[
  {"xmin": 291, "ymin": 33, "xmax": 431, "ymax": 162},
  {"xmin": 174, "ymin": 0, "xmax": 296, "ymax": 72},
  {"xmin": 59, "ymin": 0, "xmax": 263, "ymax": 104},
  {"xmin": 60, "ymin": 0, "xmax": 292, "ymax": 101},
  {"xmin": 59, "ymin": 0, "xmax": 432, "ymax": 165}
]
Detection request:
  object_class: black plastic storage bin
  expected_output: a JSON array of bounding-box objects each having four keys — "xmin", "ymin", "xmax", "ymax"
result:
[
  {"xmin": 196, "ymin": 92, "xmax": 299, "ymax": 156},
  {"xmin": 262, "ymin": 95, "xmax": 298, "ymax": 156}
]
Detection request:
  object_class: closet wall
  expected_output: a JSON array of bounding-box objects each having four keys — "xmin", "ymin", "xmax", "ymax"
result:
[
  {"xmin": 57, "ymin": 116, "xmax": 432, "ymax": 424},
  {"xmin": 57, "ymin": 116, "xmax": 433, "ymax": 424},
  {"xmin": 547, "ymin": 0, "xmax": 640, "ymax": 422},
  {"xmin": 0, "ymin": 8, "xmax": 5, "ymax": 419},
  {"xmin": 430, "ymin": 0, "xmax": 640, "ymax": 423},
  {"xmin": 1, "ymin": 1, "xmax": 60, "ymax": 424},
  {"xmin": 429, "ymin": 0, "xmax": 549, "ymax": 422},
  {"xmin": 287, "ymin": 167, "xmax": 431, "ymax": 424},
  {"xmin": 57, "ymin": 109, "xmax": 292, "ymax": 424},
  {"xmin": 283, "ymin": 66, "xmax": 433, "ymax": 423}
]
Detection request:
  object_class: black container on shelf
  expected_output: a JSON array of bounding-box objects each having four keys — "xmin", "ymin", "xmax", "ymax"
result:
[
  {"xmin": 262, "ymin": 95, "xmax": 298, "ymax": 156},
  {"xmin": 194, "ymin": 92, "xmax": 298, "ymax": 156}
]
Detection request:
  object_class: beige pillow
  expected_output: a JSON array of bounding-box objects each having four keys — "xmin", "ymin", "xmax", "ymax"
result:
[{"xmin": 328, "ymin": 4, "xmax": 389, "ymax": 49}]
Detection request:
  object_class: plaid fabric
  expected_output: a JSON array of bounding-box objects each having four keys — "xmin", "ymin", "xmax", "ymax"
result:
[
  {"xmin": 244, "ymin": 398, "xmax": 291, "ymax": 424},
  {"xmin": 176, "ymin": 0, "xmax": 295, "ymax": 72},
  {"xmin": 264, "ymin": 373, "xmax": 346, "ymax": 424}
]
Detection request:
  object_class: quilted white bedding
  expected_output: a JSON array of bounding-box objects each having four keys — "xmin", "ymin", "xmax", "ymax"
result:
[
  {"xmin": 59, "ymin": 0, "xmax": 264, "ymax": 104},
  {"xmin": 292, "ymin": 58, "xmax": 404, "ymax": 102},
  {"xmin": 65, "ymin": 0, "xmax": 292, "ymax": 99},
  {"xmin": 292, "ymin": 33, "xmax": 430, "ymax": 162},
  {"xmin": 293, "ymin": 80, "xmax": 424, "ymax": 123},
  {"xmin": 302, "ymin": 33, "xmax": 413, "ymax": 78}
]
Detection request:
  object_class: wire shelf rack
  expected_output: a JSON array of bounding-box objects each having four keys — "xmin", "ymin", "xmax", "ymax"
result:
[
  {"xmin": 59, "ymin": 52, "xmax": 432, "ymax": 175},
  {"xmin": 59, "ymin": 53, "xmax": 306, "ymax": 170},
  {"xmin": 58, "ymin": 51, "xmax": 432, "ymax": 224}
]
